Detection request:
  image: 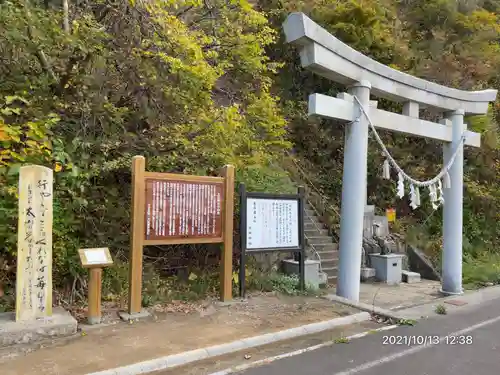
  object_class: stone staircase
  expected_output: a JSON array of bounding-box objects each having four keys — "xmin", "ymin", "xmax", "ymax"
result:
[{"xmin": 304, "ymin": 204, "xmax": 339, "ymax": 284}]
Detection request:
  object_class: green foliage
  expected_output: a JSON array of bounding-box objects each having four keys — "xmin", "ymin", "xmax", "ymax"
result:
[
  {"xmin": 0, "ymin": 0, "xmax": 291, "ymax": 304},
  {"xmin": 463, "ymin": 252, "xmax": 500, "ymax": 288},
  {"xmin": 398, "ymin": 319, "xmax": 417, "ymax": 326},
  {"xmin": 246, "ymin": 271, "xmax": 319, "ymax": 296},
  {"xmin": 435, "ymin": 304, "xmax": 447, "ymax": 315},
  {"xmin": 236, "ymin": 164, "xmax": 296, "ymax": 194},
  {"xmin": 334, "ymin": 336, "xmax": 350, "ymax": 344}
]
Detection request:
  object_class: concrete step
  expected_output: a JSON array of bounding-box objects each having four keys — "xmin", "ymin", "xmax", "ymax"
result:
[
  {"xmin": 305, "ymin": 221, "xmax": 325, "ymax": 230},
  {"xmin": 327, "ymin": 275, "xmax": 337, "ymax": 284},
  {"xmin": 305, "ymin": 236, "xmax": 333, "ymax": 244},
  {"xmin": 305, "ymin": 208, "xmax": 317, "ymax": 217},
  {"xmin": 323, "ymin": 266, "xmax": 338, "ymax": 277},
  {"xmin": 320, "ymin": 257, "xmax": 338, "ymax": 268},
  {"xmin": 316, "ymin": 249, "xmax": 338, "ymax": 257},
  {"xmin": 305, "ymin": 228, "xmax": 329, "ymax": 237},
  {"xmin": 305, "ymin": 216, "xmax": 323, "ymax": 224},
  {"xmin": 309, "ymin": 243, "xmax": 338, "ymax": 252}
]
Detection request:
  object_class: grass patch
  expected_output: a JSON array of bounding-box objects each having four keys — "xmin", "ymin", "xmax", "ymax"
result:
[
  {"xmin": 246, "ymin": 271, "xmax": 321, "ymax": 296},
  {"xmin": 463, "ymin": 252, "xmax": 500, "ymax": 289},
  {"xmin": 398, "ymin": 319, "xmax": 416, "ymax": 326},
  {"xmin": 334, "ymin": 336, "xmax": 350, "ymax": 344},
  {"xmin": 435, "ymin": 304, "xmax": 447, "ymax": 315}
]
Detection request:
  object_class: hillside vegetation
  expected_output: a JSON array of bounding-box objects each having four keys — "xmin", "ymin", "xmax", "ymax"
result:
[{"xmin": 1, "ymin": 0, "xmax": 499, "ymax": 308}]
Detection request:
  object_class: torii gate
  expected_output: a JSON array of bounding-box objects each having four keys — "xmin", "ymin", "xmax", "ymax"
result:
[{"xmin": 283, "ymin": 13, "xmax": 498, "ymax": 301}]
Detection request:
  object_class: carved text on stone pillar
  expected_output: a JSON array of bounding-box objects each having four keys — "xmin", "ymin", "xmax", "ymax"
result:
[{"xmin": 16, "ymin": 165, "xmax": 53, "ymax": 321}]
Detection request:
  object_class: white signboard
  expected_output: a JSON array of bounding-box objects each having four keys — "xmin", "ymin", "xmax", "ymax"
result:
[
  {"xmin": 246, "ymin": 198, "xmax": 300, "ymax": 250},
  {"xmin": 85, "ymin": 249, "xmax": 108, "ymax": 265},
  {"xmin": 78, "ymin": 247, "xmax": 113, "ymax": 268}
]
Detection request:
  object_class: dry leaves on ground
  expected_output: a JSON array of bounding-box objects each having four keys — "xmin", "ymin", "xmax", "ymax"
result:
[{"xmin": 152, "ymin": 300, "xmax": 202, "ymax": 314}]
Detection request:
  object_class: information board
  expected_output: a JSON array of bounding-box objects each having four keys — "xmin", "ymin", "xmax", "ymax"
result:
[
  {"xmin": 85, "ymin": 249, "xmax": 107, "ymax": 264},
  {"xmin": 238, "ymin": 184, "xmax": 306, "ymax": 298},
  {"xmin": 78, "ymin": 247, "xmax": 113, "ymax": 268},
  {"xmin": 144, "ymin": 179, "xmax": 224, "ymax": 241},
  {"xmin": 246, "ymin": 198, "xmax": 299, "ymax": 250},
  {"xmin": 128, "ymin": 156, "xmax": 235, "ymax": 314}
]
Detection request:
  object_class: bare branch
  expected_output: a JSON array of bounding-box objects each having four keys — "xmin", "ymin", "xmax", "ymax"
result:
[
  {"xmin": 30, "ymin": 39, "xmax": 57, "ymax": 82},
  {"xmin": 175, "ymin": 5, "xmax": 194, "ymax": 20},
  {"xmin": 22, "ymin": 2, "xmax": 58, "ymax": 82},
  {"xmin": 63, "ymin": 0, "xmax": 70, "ymax": 33}
]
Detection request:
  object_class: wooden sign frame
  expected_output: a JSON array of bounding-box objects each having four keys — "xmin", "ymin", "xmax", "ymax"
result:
[{"xmin": 128, "ymin": 156, "xmax": 235, "ymax": 316}]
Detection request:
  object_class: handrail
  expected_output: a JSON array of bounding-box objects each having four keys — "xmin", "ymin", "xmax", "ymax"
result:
[
  {"xmin": 287, "ymin": 152, "xmax": 340, "ymax": 218},
  {"xmin": 283, "ymin": 151, "xmax": 341, "ymax": 238}
]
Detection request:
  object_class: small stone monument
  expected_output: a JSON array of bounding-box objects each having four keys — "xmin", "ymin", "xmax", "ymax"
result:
[
  {"xmin": 0, "ymin": 165, "xmax": 77, "ymax": 348},
  {"xmin": 15, "ymin": 165, "xmax": 54, "ymax": 321}
]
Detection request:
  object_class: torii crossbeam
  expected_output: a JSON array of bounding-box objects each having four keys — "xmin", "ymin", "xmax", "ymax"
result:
[{"xmin": 283, "ymin": 12, "xmax": 497, "ymax": 301}]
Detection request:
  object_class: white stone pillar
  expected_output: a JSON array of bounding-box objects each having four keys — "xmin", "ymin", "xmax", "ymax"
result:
[
  {"xmin": 16, "ymin": 165, "xmax": 54, "ymax": 321},
  {"xmin": 442, "ymin": 109, "xmax": 465, "ymax": 295},
  {"xmin": 336, "ymin": 80, "xmax": 371, "ymax": 301}
]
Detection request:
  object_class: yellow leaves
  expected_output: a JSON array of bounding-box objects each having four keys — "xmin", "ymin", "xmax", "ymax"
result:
[
  {"xmin": 54, "ymin": 162, "xmax": 62, "ymax": 173},
  {"xmin": 0, "ymin": 101, "xmax": 55, "ymax": 169},
  {"xmin": 0, "ymin": 128, "xmax": 7, "ymax": 142},
  {"xmin": 5, "ymin": 185, "xmax": 18, "ymax": 199},
  {"xmin": 388, "ymin": 63, "xmax": 401, "ymax": 71},
  {"xmin": 232, "ymin": 267, "xmax": 252, "ymax": 284},
  {"xmin": 456, "ymin": 9, "xmax": 500, "ymax": 35},
  {"xmin": 4, "ymin": 95, "xmax": 29, "ymax": 106}
]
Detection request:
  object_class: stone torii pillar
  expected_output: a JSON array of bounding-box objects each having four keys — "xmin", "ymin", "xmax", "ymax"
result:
[
  {"xmin": 283, "ymin": 12, "xmax": 497, "ymax": 301},
  {"xmin": 442, "ymin": 110, "xmax": 466, "ymax": 295}
]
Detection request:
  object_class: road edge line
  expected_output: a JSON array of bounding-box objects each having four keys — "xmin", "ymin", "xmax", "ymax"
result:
[
  {"xmin": 207, "ymin": 324, "xmax": 399, "ymax": 375},
  {"xmin": 85, "ymin": 312, "xmax": 371, "ymax": 375}
]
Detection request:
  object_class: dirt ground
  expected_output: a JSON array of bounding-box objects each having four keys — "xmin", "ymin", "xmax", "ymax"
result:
[{"xmin": 1, "ymin": 292, "xmax": 361, "ymax": 375}]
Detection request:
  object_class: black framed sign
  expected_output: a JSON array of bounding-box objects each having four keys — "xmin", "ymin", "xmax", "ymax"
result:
[{"xmin": 238, "ymin": 183, "xmax": 306, "ymax": 298}]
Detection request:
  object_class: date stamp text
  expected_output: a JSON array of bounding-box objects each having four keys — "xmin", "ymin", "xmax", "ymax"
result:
[{"xmin": 382, "ymin": 335, "xmax": 473, "ymax": 346}]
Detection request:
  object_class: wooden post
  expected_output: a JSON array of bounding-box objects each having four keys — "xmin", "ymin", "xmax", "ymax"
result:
[
  {"xmin": 78, "ymin": 247, "xmax": 113, "ymax": 325},
  {"xmin": 88, "ymin": 267, "xmax": 103, "ymax": 324},
  {"xmin": 220, "ymin": 165, "xmax": 235, "ymax": 301},
  {"xmin": 128, "ymin": 156, "xmax": 146, "ymax": 315}
]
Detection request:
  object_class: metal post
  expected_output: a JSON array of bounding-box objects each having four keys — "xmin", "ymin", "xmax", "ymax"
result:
[
  {"xmin": 442, "ymin": 109, "xmax": 465, "ymax": 295},
  {"xmin": 298, "ymin": 186, "xmax": 306, "ymax": 291},
  {"xmin": 239, "ymin": 183, "xmax": 247, "ymax": 299},
  {"xmin": 336, "ymin": 80, "xmax": 371, "ymax": 301}
]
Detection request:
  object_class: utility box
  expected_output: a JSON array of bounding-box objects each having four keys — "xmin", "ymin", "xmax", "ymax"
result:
[
  {"xmin": 282, "ymin": 259, "xmax": 321, "ymax": 289},
  {"xmin": 369, "ymin": 253, "xmax": 404, "ymax": 285}
]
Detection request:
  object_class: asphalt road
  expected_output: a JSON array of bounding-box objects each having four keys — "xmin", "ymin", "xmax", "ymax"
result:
[{"xmin": 237, "ymin": 296, "xmax": 500, "ymax": 375}]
